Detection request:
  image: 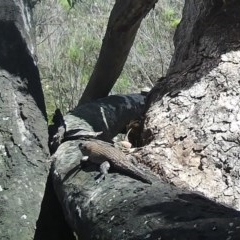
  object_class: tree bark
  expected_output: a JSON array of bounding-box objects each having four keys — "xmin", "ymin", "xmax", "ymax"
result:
[
  {"xmin": 52, "ymin": 0, "xmax": 240, "ymax": 239},
  {"xmin": 2, "ymin": 0, "xmax": 240, "ymax": 239},
  {"xmin": 79, "ymin": 0, "xmax": 158, "ymax": 105},
  {"xmin": 52, "ymin": 95, "xmax": 240, "ymax": 240},
  {"xmin": 0, "ymin": 1, "xmax": 50, "ymax": 239},
  {"xmin": 143, "ymin": 0, "xmax": 240, "ymax": 209}
]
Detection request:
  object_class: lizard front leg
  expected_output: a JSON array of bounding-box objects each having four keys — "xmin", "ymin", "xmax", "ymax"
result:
[{"xmin": 95, "ymin": 161, "xmax": 110, "ymax": 184}]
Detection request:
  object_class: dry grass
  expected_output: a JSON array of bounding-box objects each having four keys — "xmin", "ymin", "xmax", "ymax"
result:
[{"xmin": 33, "ymin": 0, "xmax": 183, "ymax": 118}]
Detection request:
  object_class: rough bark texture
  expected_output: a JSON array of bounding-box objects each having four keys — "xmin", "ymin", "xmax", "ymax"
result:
[
  {"xmin": 79, "ymin": 0, "xmax": 158, "ymax": 104},
  {"xmin": 143, "ymin": 0, "xmax": 240, "ymax": 210},
  {"xmin": 5, "ymin": 0, "xmax": 239, "ymax": 239},
  {"xmin": 0, "ymin": 1, "xmax": 50, "ymax": 239},
  {"xmin": 51, "ymin": 0, "xmax": 240, "ymax": 239},
  {"xmin": 52, "ymin": 94, "xmax": 157, "ymax": 239},
  {"xmin": 52, "ymin": 94, "xmax": 240, "ymax": 240},
  {"xmin": 70, "ymin": 94, "xmax": 146, "ymax": 141}
]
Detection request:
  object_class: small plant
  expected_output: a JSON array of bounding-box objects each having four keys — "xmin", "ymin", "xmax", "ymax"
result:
[
  {"xmin": 58, "ymin": 0, "xmax": 70, "ymax": 10},
  {"xmin": 170, "ymin": 18, "xmax": 181, "ymax": 29},
  {"xmin": 112, "ymin": 74, "xmax": 132, "ymax": 94},
  {"xmin": 163, "ymin": 8, "xmax": 175, "ymax": 22},
  {"xmin": 68, "ymin": 43, "xmax": 82, "ymax": 63},
  {"xmin": 163, "ymin": 8, "xmax": 181, "ymax": 29}
]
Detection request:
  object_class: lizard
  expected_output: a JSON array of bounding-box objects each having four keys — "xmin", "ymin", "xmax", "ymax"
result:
[{"xmin": 79, "ymin": 141, "xmax": 152, "ymax": 184}]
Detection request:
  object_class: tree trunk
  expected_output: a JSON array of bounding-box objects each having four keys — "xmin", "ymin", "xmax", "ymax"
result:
[
  {"xmin": 79, "ymin": 0, "xmax": 158, "ymax": 105},
  {"xmin": 2, "ymin": 0, "xmax": 240, "ymax": 239},
  {"xmin": 143, "ymin": 0, "xmax": 240, "ymax": 209},
  {"xmin": 0, "ymin": 1, "xmax": 50, "ymax": 239},
  {"xmin": 52, "ymin": 0, "xmax": 240, "ymax": 239}
]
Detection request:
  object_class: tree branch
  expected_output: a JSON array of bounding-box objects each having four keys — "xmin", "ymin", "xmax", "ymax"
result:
[{"xmin": 79, "ymin": 0, "xmax": 158, "ymax": 105}]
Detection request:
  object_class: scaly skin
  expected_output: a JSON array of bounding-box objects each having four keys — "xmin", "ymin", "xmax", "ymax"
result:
[{"xmin": 79, "ymin": 141, "xmax": 152, "ymax": 184}]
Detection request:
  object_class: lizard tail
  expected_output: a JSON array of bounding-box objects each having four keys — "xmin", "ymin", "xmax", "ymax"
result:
[{"xmin": 120, "ymin": 166, "xmax": 152, "ymax": 184}]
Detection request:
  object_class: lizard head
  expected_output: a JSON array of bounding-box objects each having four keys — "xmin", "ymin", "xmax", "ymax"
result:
[{"xmin": 79, "ymin": 142, "xmax": 91, "ymax": 155}]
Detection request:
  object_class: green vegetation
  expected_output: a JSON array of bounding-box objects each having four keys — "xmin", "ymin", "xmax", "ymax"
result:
[
  {"xmin": 163, "ymin": 8, "xmax": 181, "ymax": 29},
  {"xmin": 68, "ymin": 44, "xmax": 81, "ymax": 63},
  {"xmin": 58, "ymin": 0, "xmax": 70, "ymax": 10},
  {"xmin": 111, "ymin": 73, "xmax": 131, "ymax": 95},
  {"xmin": 170, "ymin": 18, "xmax": 181, "ymax": 29},
  {"xmin": 33, "ymin": 0, "xmax": 183, "ymax": 120}
]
